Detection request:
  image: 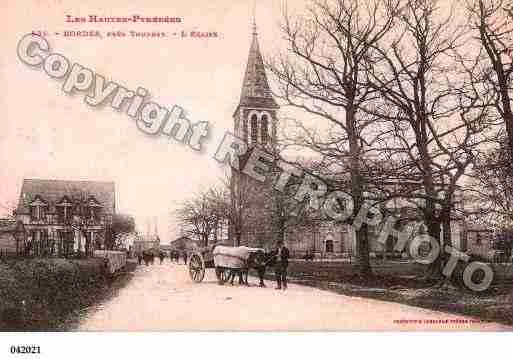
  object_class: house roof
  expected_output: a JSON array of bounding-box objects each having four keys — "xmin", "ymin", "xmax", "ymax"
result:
[
  {"xmin": 234, "ymin": 28, "xmax": 278, "ymax": 116},
  {"xmin": 16, "ymin": 179, "xmax": 116, "ymax": 214}
]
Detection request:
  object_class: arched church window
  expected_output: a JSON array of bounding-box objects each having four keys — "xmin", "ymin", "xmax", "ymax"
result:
[
  {"xmin": 250, "ymin": 114, "xmax": 258, "ymax": 144},
  {"xmin": 261, "ymin": 115, "xmax": 269, "ymax": 144},
  {"xmin": 243, "ymin": 117, "xmax": 248, "ymax": 143}
]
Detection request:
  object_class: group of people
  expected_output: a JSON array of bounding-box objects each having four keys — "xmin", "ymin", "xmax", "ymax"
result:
[
  {"xmin": 137, "ymin": 250, "xmax": 166, "ymax": 266},
  {"xmin": 137, "ymin": 250, "xmax": 188, "ymax": 266},
  {"xmin": 169, "ymin": 250, "xmax": 188, "ymax": 264}
]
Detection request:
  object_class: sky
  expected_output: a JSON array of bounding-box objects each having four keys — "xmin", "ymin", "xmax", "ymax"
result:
[
  {"xmin": 0, "ymin": 0, "xmax": 482, "ymax": 243},
  {"xmin": 0, "ymin": 0, "xmax": 286, "ymax": 242}
]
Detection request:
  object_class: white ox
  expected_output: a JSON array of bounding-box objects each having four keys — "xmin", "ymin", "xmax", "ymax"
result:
[{"xmin": 212, "ymin": 245, "xmax": 262, "ymax": 269}]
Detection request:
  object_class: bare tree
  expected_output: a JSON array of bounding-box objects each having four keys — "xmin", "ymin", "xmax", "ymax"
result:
[
  {"xmin": 469, "ymin": 136, "xmax": 513, "ymax": 226},
  {"xmin": 175, "ymin": 191, "xmax": 218, "ymax": 246},
  {"xmin": 268, "ymin": 0, "xmax": 401, "ymax": 276},
  {"xmin": 365, "ymin": 0, "xmax": 492, "ymax": 279},
  {"xmin": 466, "ymin": 0, "xmax": 513, "ymax": 159}
]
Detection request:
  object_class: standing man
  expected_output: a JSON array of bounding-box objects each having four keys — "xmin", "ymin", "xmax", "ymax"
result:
[{"xmin": 274, "ymin": 240, "xmax": 290, "ymax": 290}]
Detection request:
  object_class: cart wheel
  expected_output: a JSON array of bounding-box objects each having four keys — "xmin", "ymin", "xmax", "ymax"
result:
[
  {"xmin": 215, "ymin": 267, "xmax": 231, "ymax": 285},
  {"xmin": 189, "ymin": 252, "xmax": 205, "ymax": 283}
]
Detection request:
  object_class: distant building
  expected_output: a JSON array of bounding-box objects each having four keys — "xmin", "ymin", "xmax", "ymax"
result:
[
  {"xmin": 284, "ymin": 199, "xmax": 467, "ymax": 259},
  {"xmin": 169, "ymin": 236, "xmax": 200, "ymax": 253},
  {"xmin": 14, "ymin": 179, "xmax": 116, "ymax": 257},
  {"xmin": 0, "ymin": 219, "xmax": 27, "ymax": 256}
]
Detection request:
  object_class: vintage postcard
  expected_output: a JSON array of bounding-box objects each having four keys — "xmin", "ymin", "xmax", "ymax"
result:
[{"xmin": 1, "ymin": 0, "xmax": 513, "ymax": 341}]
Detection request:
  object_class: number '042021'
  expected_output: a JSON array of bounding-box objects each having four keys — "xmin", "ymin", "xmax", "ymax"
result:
[{"xmin": 10, "ymin": 346, "xmax": 41, "ymax": 354}]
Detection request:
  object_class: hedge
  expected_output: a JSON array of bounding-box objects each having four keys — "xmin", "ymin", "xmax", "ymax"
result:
[{"xmin": 0, "ymin": 257, "xmax": 109, "ymax": 330}]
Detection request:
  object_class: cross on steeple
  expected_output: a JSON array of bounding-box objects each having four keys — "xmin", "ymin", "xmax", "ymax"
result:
[
  {"xmin": 236, "ymin": 11, "xmax": 278, "ymax": 109},
  {"xmin": 252, "ymin": 0, "xmax": 257, "ymax": 36},
  {"xmin": 232, "ymin": 3, "xmax": 279, "ymax": 148}
]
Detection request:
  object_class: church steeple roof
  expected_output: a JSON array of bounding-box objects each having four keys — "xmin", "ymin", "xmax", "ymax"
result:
[{"xmin": 236, "ymin": 25, "xmax": 278, "ymax": 111}]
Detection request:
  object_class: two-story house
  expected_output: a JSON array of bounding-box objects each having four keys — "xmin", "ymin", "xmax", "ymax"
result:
[{"xmin": 14, "ymin": 179, "xmax": 116, "ymax": 257}]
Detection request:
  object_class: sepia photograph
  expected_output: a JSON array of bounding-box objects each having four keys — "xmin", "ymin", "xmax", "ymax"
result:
[{"xmin": 1, "ymin": 0, "xmax": 513, "ymax": 356}]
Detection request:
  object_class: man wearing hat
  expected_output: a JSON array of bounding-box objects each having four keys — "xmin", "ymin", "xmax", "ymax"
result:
[{"xmin": 274, "ymin": 240, "xmax": 290, "ymax": 290}]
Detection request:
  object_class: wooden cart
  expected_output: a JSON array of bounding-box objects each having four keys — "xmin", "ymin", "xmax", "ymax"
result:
[{"xmin": 188, "ymin": 244, "xmax": 263, "ymax": 284}]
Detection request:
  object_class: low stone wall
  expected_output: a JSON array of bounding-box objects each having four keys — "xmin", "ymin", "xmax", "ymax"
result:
[
  {"xmin": 287, "ymin": 260, "xmax": 513, "ymax": 284},
  {"xmin": 286, "ymin": 259, "xmax": 426, "ymax": 280},
  {"xmin": 94, "ymin": 250, "xmax": 127, "ymax": 274}
]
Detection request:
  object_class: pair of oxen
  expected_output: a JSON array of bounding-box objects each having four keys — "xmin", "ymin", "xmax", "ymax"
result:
[{"xmin": 212, "ymin": 245, "xmax": 276, "ymax": 286}]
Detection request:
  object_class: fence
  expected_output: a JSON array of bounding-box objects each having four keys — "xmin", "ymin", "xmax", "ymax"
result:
[{"xmin": 94, "ymin": 250, "xmax": 127, "ymax": 274}]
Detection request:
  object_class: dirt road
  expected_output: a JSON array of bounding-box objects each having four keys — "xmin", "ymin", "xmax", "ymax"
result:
[{"xmin": 77, "ymin": 262, "xmax": 511, "ymax": 331}]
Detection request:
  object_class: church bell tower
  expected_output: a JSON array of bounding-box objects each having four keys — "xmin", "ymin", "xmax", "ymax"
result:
[
  {"xmin": 230, "ymin": 19, "xmax": 280, "ymax": 248},
  {"xmin": 233, "ymin": 22, "xmax": 279, "ymax": 149}
]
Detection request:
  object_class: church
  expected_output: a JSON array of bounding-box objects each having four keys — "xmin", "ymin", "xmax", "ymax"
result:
[
  {"xmin": 228, "ymin": 21, "xmax": 404, "ymax": 257},
  {"xmin": 228, "ymin": 20, "xmax": 477, "ymax": 260}
]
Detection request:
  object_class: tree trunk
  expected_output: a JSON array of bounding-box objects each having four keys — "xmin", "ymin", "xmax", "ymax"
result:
[
  {"xmin": 502, "ymin": 103, "xmax": 513, "ymax": 164},
  {"xmin": 347, "ymin": 105, "xmax": 372, "ymax": 277},
  {"xmin": 355, "ymin": 223, "xmax": 372, "ymax": 276},
  {"xmin": 424, "ymin": 211, "xmax": 443, "ymax": 280},
  {"xmin": 433, "ymin": 206, "xmax": 455, "ymax": 287},
  {"xmin": 418, "ymin": 122, "xmax": 442, "ymax": 280},
  {"xmin": 235, "ymin": 231, "xmax": 241, "ymax": 247},
  {"xmin": 425, "ymin": 205, "xmax": 454, "ymax": 284},
  {"xmin": 277, "ymin": 218, "xmax": 286, "ymax": 245}
]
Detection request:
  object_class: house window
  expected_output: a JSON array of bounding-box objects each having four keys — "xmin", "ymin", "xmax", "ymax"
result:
[
  {"xmin": 30, "ymin": 205, "xmax": 47, "ymax": 221},
  {"xmin": 29, "ymin": 196, "xmax": 48, "ymax": 222},
  {"xmin": 30, "ymin": 206, "xmax": 38, "ymax": 220},
  {"xmin": 250, "ymin": 114, "xmax": 258, "ymax": 144},
  {"xmin": 325, "ymin": 239, "xmax": 334, "ymax": 253},
  {"xmin": 261, "ymin": 115, "xmax": 269, "ymax": 144},
  {"xmin": 88, "ymin": 206, "xmax": 101, "ymax": 222},
  {"xmin": 57, "ymin": 205, "xmax": 72, "ymax": 223}
]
